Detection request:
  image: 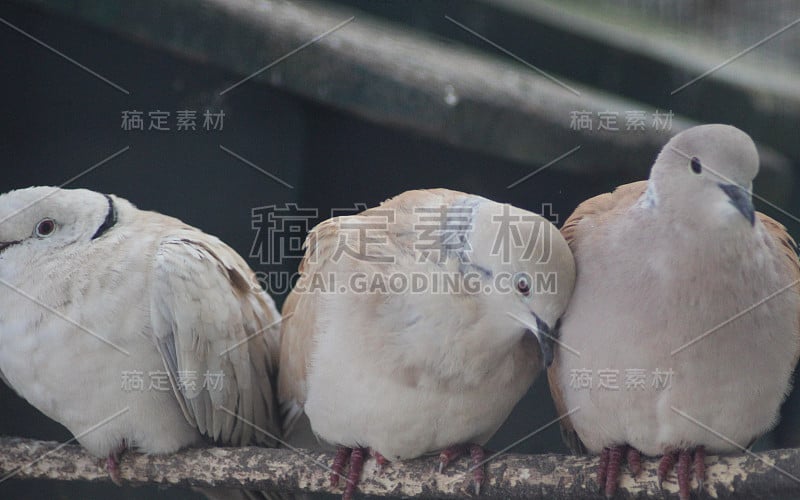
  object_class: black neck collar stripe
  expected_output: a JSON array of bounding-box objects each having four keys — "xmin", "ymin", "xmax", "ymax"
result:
[{"xmin": 91, "ymin": 194, "xmax": 118, "ymax": 240}]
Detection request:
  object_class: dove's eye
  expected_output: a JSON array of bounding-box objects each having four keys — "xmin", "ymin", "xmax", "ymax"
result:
[
  {"xmin": 35, "ymin": 218, "xmax": 56, "ymax": 237},
  {"xmin": 690, "ymin": 157, "xmax": 702, "ymax": 174},
  {"xmin": 514, "ymin": 273, "xmax": 531, "ymax": 296}
]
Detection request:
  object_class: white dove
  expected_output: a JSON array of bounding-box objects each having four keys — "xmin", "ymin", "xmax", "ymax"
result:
[
  {"xmin": 548, "ymin": 124, "xmax": 800, "ymax": 500},
  {"xmin": 278, "ymin": 188, "xmax": 576, "ymax": 499},
  {"xmin": 0, "ymin": 186, "xmax": 282, "ymax": 483}
]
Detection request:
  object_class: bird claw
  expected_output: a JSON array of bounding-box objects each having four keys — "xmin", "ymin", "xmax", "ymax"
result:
[
  {"xmin": 343, "ymin": 447, "xmax": 366, "ymax": 500},
  {"xmin": 597, "ymin": 445, "xmax": 643, "ymax": 498},
  {"xmin": 657, "ymin": 451, "xmax": 678, "ymax": 490},
  {"xmin": 597, "ymin": 447, "xmax": 610, "ymax": 494},
  {"xmin": 438, "ymin": 443, "xmax": 486, "ymax": 495},
  {"xmin": 626, "ymin": 446, "xmax": 642, "ymax": 477},
  {"xmin": 371, "ymin": 449, "xmax": 389, "ymax": 476},
  {"xmin": 105, "ymin": 442, "xmax": 126, "ymax": 486},
  {"xmin": 330, "ymin": 447, "xmax": 351, "ymax": 488},
  {"xmin": 694, "ymin": 446, "xmax": 706, "ymax": 494},
  {"xmin": 657, "ymin": 447, "xmax": 705, "ymax": 500},
  {"xmin": 469, "ymin": 444, "xmax": 486, "ymax": 495},
  {"xmin": 328, "ymin": 446, "xmax": 369, "ymax": 500},
  {"xmin": 438, "ymin": 443, "xmax": 467, "ymax": 473},
  {"xmin": 105, "ymin": 454, "xmax": 122, "ymax": 486},
  {"xmin": 604, "ymin": 446, "xmax": 624, "ymax": 499},
  {"xmin": 677, "ymin": 449, "xmax": 692, "ymax": 500}
]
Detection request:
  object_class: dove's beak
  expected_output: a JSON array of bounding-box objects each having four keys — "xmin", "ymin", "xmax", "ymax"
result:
[
  {"xmin": 718, "ymin": 183, "xmax": 755, "ymax": 226},
  {"xmin": 529, "ymin": 314, "xmax": 554, "ymax": 368}
]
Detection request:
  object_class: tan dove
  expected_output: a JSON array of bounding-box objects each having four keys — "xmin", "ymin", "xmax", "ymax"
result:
[
  {"xmin": 279, "ymin": 188, "xmax": 575, "ymax": 499},
  {"xmin": 0, "ymin": 186, "xmax": 281, "ymax": 482},
  {"xmin": 548, "ymin": 124, "xmax": 800, "ymax": 500}
]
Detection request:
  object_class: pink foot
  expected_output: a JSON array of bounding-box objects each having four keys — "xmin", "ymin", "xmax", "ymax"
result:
[
  {"xmin": 344, "ymin": 447, "xmax": 366, "ymax": 500},
  {"xmin": 658, "ymin": 451, "xmax": 678, "ymax": 489},
  {"xmin": 604, "ymin": 445, "xmax": 624, "ymax": 498},
  {"xmin": 626, "ymin": 446, "xmax": 642, "ymax": 477},
  {"xmin": 677, "ymin": 450, "xmax": 691, "ymax": 500},
  {"xmin": 438, "ymin": 443, "xmax": 468, "ymax": 473},
  {"xmin": 469, "ymin": 444, "xmax": 486, "ymax": 495},
  {"xmin": 597, "ymin": 445, "xmax": 642, "ymax": 498},
  {"xmin": 329, "ymin": 446, "xmax": 369, "ymax": 500},
  {"xmin": 371, "ymin": 449, "xmax": 389, "ymax": 474},
  {"xmin": 330, "ymin": 447, "xmax": 352, "ymax": 488},
  {"xmin": 658, "ymin": 446, "xmax": 705, "ymax": 500},
  {"xmin": 597, "ymin": 447, "xmax": 610, "ymax": 492},
  {"xmin": 105, "ymin": 442, "xmax": 126, "ymax": 486},
  {"xmin": 438, "ymin": 443, "xmax": 486, "ymax": 494},
  {"xmin": 694, "ymin": 447, "xmax": 706, "ymax": 491}
]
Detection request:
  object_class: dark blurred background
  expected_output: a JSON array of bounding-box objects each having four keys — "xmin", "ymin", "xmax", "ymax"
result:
[{"xmin": 1, "ymin": 0, "xmax": 799, "ymax": 498}]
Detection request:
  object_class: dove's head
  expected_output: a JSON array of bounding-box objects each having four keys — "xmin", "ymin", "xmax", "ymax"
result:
[
  {"xmin": 466, "ymin": 201, "xmax": 576, "ymax": 368},
  {"xmin": 649, "ymin": 124, "xmax": 759, "ymax": 227},
  {"xmin": 0, "ymin": 186, "xmax": 119, "ymax": 265}
]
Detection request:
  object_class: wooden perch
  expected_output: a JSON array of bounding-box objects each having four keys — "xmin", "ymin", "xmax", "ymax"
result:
[{"xmin": 2, "ymin": 437, "xmax": 800, "ymax": 498}]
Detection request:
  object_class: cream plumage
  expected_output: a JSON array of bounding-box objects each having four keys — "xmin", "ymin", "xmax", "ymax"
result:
[
  {"xmin": 548, "ymin": 124, "xmax": 800, "ymax": 500},
  {"xmin": 279, "ymin": 188, "xmax": 576, "ymax": 499},
  {"xmin": 0, "ymin": 186, "xmax": 281, "ymax": 481}
]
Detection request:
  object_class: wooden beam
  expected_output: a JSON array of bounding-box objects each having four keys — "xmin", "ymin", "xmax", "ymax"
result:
[{"xmin": 13, "ymin": 0, "xmax": 793, "ymax": 195}]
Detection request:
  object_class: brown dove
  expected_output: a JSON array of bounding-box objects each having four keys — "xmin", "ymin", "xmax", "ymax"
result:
[{"xmin": 548, "ymin": 124, "xmax": 800, "ymax": 500}]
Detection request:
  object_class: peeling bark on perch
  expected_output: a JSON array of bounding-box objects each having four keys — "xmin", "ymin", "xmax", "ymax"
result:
[{"xmin": 1, "ymin": 437, "xmax": 800, "ymax": 498}]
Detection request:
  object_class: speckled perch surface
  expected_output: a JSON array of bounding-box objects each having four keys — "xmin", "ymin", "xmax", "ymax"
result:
[{"xmin": 1, "ymin": 437, "xmax": 799, "ymax": 498}]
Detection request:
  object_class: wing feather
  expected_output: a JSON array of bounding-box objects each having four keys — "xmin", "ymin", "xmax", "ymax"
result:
[
  {"xmin": 758, "ymin": 212, "xmax": 800, "ymax": 366},
  {"xmin": 151, "ymin": 232, "xmax": 281, "ymax": 446}
]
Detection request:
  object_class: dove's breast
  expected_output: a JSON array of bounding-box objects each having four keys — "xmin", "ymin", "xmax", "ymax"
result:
[
  {"xmin": 558, "ymin": 218, "xmax": 798, "ymax": 455},
  {"xmin": 304, "ymin": 289, "xmax": 539, "ymax": 460},
  {"xmin": 305, "ymin": 347, "xmax": 537, "ymax": 459}
]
